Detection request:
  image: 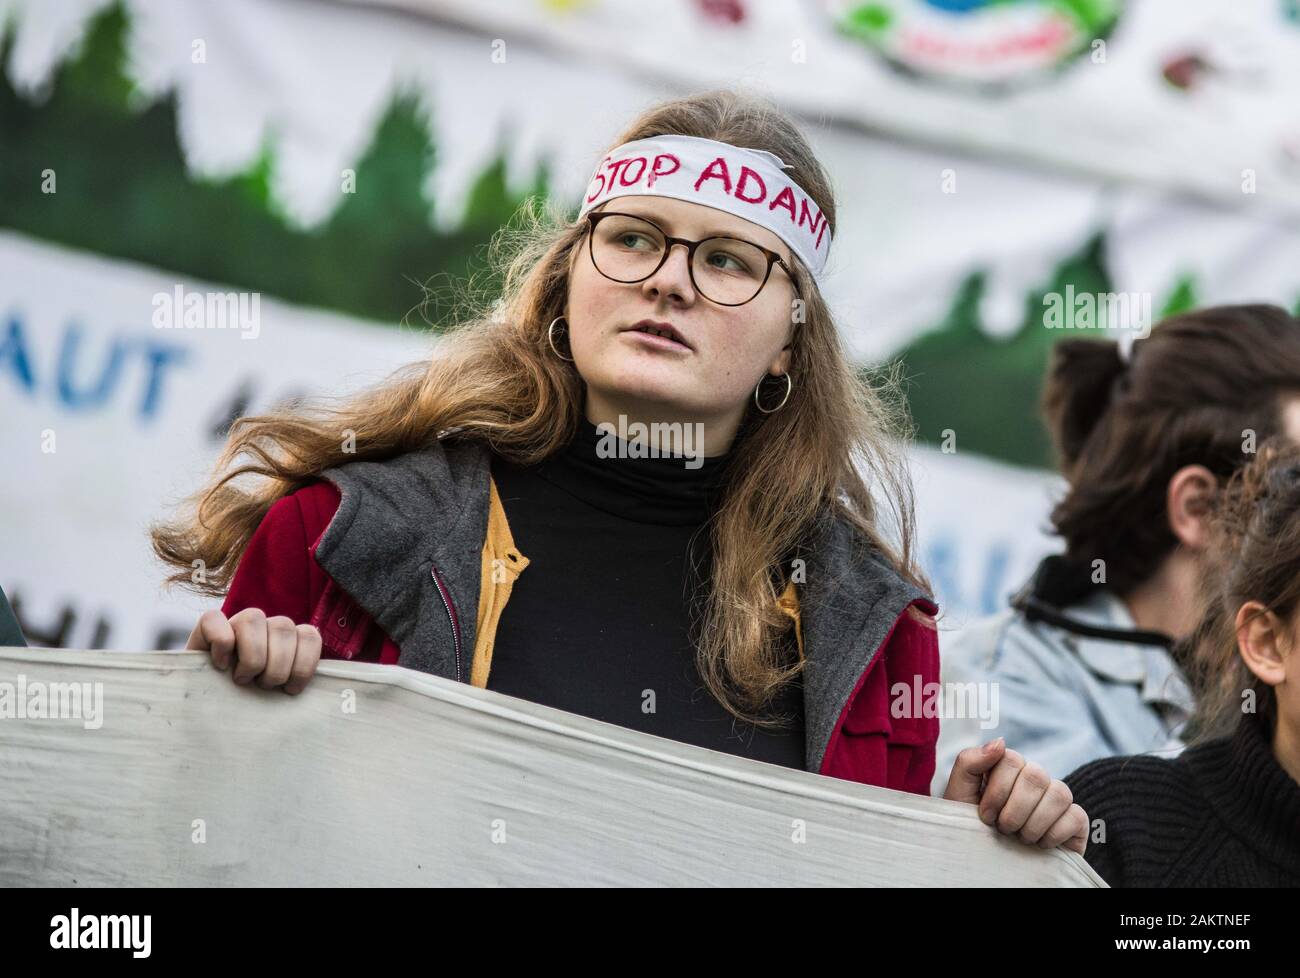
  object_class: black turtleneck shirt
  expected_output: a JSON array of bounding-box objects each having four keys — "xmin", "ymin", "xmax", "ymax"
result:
[
  {"xmin": 486, "ymin": 417, "xmax": 807, "ymax": 770},
  {"xmin": 1065, "ymin": 708, "xmax": 1300, "ymax": 887}
]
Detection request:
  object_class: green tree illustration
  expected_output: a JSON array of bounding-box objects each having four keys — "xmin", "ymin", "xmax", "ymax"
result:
[
  {"xmin": 892, "ymin": 233, "xmax": 1115, "ymax": 468},
  {"xmin": 0, "ymin": 2, "xmax": 548, "ymax": 327}
]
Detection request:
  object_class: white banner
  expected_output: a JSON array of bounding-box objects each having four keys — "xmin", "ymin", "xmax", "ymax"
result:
[{"xmin": 0, "ymin": 646, "xmax": 1105, "ymax": 886}]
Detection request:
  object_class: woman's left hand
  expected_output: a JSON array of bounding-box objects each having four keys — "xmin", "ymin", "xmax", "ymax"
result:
[{"xmin": 942, "ymin": 738, "xmax": 1089, "ymax": 854}]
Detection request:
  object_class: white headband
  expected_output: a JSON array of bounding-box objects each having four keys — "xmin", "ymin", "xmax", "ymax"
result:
[{"xmin": 577, "ymin": 134, "xmax": 832, "ymax": 282}]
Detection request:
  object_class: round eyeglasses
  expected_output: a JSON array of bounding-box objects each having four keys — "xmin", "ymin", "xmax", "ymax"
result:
[{"xmin": 583, "ymin": 211, "xmax": 801, "ymax": 307}]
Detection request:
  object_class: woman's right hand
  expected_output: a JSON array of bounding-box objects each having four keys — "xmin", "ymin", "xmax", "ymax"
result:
[{"xmin": 185, "ymin": 608, "xmax": 322, "ymax": 694}]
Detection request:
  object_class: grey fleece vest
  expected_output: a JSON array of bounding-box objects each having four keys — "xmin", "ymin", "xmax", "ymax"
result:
[{"xmin": 314, "ymin": 438, "xmax": 932, "ymax": 775}]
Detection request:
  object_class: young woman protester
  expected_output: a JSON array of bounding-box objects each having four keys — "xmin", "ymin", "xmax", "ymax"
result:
[
  {"xmin": 934, "ymin": 305, "xmax": 1300, "ymax": 792},
  {"xmin": 154, "ymin": 89, "xmax": 1086, "ymax": 854},
  {"xmin": 1065, "ymin": 439, "xmax": 1300, "ymax": 886}
]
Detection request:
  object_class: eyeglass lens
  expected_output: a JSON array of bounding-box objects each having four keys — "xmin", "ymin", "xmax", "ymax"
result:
[{"xmin": 590, "ymin": 214, "xmax": 772, "ymax": 305}]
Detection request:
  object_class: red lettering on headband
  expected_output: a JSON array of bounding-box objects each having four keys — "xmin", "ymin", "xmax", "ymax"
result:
[
  {"xmin": 584, "ymin": 154, "xmax": 615, "ymax": 204},
  {"xmin": 735, "ymin": 166, "xmax": 766, "ymax": 204},
  {"xmin": 646, "ymin": 153, "xmax": 680, "ymax": 188},
  {"xmin": 696, "ymin": 158, "xmax": 773, "ymax": 212},
  {"xmin": 607, "ymin": 156, "xmax": 640, "ymax": 188},
  {"xmin": 769, "ymin": 187, "xmax": 829, "ymax": 255},
  {"xmin": 769, "ymin": 185, "xmax": 797, "ymax": 226},
  {"xmin": 585, "ymin": 147, "xmax": 828, "ymax": 262},
  {"xmin": 586, "ymin": 152, "xmax": 681, "ymax": 203},
  {"xmin": 799, "ymin": 198, "xmax": 828, "ymax": 251},
  {"xmin": 695, "ymin": 156, "xmax": 733, "ymax": 194},
  {"xmin": 620, "ymin": 156, "xmax": 647, "ymax": 186}
]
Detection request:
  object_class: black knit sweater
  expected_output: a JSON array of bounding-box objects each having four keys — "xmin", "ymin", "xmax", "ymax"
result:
[{"xmin": 1064, "ymin": 709, "xmax": 1300, "ymax": 887}]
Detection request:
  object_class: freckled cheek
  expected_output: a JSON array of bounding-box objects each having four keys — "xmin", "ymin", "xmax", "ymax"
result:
[
  {"xmin": 568, "ymin": 271, "xmax": 623, "ymax": 347},
  {"xmin": 697, "ymin": 320, "xmax": 767, "ymax": 393}
]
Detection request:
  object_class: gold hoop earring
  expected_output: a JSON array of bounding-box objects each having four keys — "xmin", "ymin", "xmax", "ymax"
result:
[
  {"xmin": 548, "ymin": 316, "xmax": 575, "ymax": 362},
  {"xmin": 754, "ymin": 372, "xmax": 792, "ymax": 414}
]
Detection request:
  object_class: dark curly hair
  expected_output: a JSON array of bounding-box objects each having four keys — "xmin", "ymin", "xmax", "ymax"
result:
[{"xmin": 1178, "ymin": 437, "xmax": 1300, "ymax": 742}]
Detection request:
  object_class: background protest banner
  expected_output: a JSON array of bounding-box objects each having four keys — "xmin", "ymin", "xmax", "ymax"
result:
[{"xmin": 3, "ymin": 0, "xmax": 1298, "ymax": 651}]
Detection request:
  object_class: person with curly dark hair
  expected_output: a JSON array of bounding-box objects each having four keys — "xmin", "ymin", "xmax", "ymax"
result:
[{"xmin": 1066, "ymin": 439, "xmax": 1300, "ymax": 886}]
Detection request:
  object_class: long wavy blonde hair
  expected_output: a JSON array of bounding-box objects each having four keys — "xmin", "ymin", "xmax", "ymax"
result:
[{"xmin": 152, "ymin": 88, "xmax": 929, "ymax": 727}]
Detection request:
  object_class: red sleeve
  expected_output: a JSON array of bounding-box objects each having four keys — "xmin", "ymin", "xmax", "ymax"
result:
[
  {"xmin": 881, "ymin": 607, "xmax": 940, "ymax": 793},
  {"xmin": 220, "ymin": 489, "xmax": 324, "ymax": 624},
  {"xmin": 820, "ymin": 604, "xmax": 940, "ymax": 795}
]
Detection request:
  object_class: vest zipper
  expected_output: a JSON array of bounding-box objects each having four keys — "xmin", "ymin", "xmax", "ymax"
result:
[{"xmin": 430, "ymin": 565, "xmax": 463, "ymax": 682}]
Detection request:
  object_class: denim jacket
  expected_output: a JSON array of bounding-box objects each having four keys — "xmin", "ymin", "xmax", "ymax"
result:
[{"xmin": 930, "ymin": 555, "xmax": 1195, "ymax": 796}]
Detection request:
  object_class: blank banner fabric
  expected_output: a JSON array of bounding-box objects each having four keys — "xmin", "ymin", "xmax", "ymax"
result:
[{"xmin": 0, "ymin": 648, "xmax": 1104, "ymax": 887}]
